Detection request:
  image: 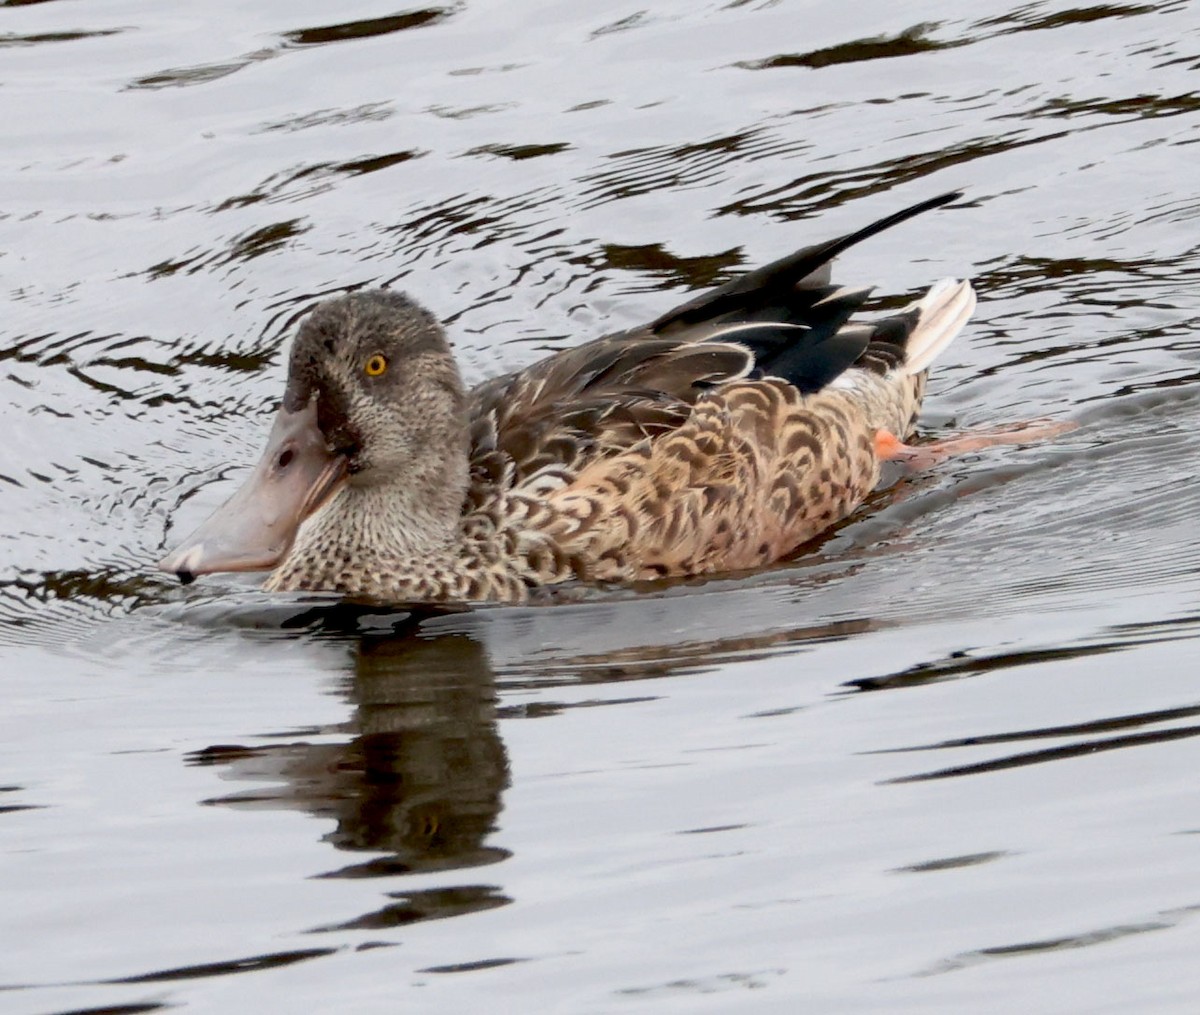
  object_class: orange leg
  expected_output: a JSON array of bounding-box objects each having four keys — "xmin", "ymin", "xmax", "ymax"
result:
[{"xmin": 875, "ymin": 419, "xmax": 1076, "ymax": 470}]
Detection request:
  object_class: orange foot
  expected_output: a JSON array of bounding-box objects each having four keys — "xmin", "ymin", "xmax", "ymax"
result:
[{"xmin": 875, "ymin": 418, "xmax": 1077, "ymax": 470}]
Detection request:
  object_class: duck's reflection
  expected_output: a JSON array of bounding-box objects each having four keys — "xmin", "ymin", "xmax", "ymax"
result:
[
  {"xmin": 191, "ymin": 625, "xmax": 511, "ymax": 928},
  {"xmin": 188, "ymin": 582, "xmax": 884, "ymax": 933}
]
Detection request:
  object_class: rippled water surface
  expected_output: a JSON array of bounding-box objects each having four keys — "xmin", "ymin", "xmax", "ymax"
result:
[{"xmin": 4, "ymin": 0, "xmax": 1200, "ymax": 1011}]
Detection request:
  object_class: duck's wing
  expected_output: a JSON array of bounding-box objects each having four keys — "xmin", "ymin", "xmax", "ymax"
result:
[
  {"xmin": 467, "ymin": 336, "xmax": 753, "ymax": 484},
  {"xmin": 467, "ymin": 191, "xmax": 963, "ymax": 487}
]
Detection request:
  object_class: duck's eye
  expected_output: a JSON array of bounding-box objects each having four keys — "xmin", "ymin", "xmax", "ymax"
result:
[{"xmin": 364, "ymin": 354, "xmax": 388, "ymax": 378}]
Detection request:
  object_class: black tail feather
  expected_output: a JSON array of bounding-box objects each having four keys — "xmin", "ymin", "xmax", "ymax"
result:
[{"xmin": 650, "ymin": 190, "xmax": 962, "ymax": 335}]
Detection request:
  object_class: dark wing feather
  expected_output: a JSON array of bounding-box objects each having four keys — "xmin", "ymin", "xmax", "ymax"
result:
[{"xmin": 649, "ymin": 191, "xmax": 961, "ymax": 333}]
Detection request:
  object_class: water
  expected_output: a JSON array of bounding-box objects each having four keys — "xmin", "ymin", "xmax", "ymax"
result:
[{"xmin": 3, "ymin": 0, "xmax": 1200, "ymax": 1011}]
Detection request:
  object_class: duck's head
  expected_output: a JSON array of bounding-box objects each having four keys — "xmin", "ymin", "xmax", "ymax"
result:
[{"xmin": 158, "ymin": 290, "xmax": 468, "ymax": 583}]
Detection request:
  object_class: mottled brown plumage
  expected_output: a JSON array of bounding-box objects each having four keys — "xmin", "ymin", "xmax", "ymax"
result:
[{"xmin": 159, "ymin": 192, "xmax": 977, "ymax": 603}]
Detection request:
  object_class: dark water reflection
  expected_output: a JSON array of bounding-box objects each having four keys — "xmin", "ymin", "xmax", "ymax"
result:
[
  {"xmin": 192, "ymin": 629, "xmax": 512, "ymax": 925},
  {"xmin": 5, "ymin": 0, "xmax": 1200, "ymax": 1010}
]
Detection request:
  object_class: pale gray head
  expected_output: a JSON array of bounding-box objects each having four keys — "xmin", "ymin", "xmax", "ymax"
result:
[
  {"xmin": 285, "ymin": 290, "xmax": 468, "ymax": 487},
  {"xmin": 158, "ymin": 289, "xmax": 470, "ymax": 583}
]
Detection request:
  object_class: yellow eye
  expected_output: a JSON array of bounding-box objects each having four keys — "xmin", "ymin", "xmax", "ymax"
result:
[{"xmin": 364, "ymin": 353, "xmax": 388, "ymax": 377}]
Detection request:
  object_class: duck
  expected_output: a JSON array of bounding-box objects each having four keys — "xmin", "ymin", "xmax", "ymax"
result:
[{"xmin": 159, "ymin": 190, "xmax": 979, "ymax": 603}]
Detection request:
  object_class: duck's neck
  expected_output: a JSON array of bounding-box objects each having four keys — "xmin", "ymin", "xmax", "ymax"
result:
[{"xmin": 265, "ymin": 467, "xmax": 468, "ymax": 597}]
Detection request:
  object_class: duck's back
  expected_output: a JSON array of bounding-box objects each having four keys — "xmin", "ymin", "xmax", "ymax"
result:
[{"xmin": 463, "ymin": 192, "xmax": 975, "ymax": 588}]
